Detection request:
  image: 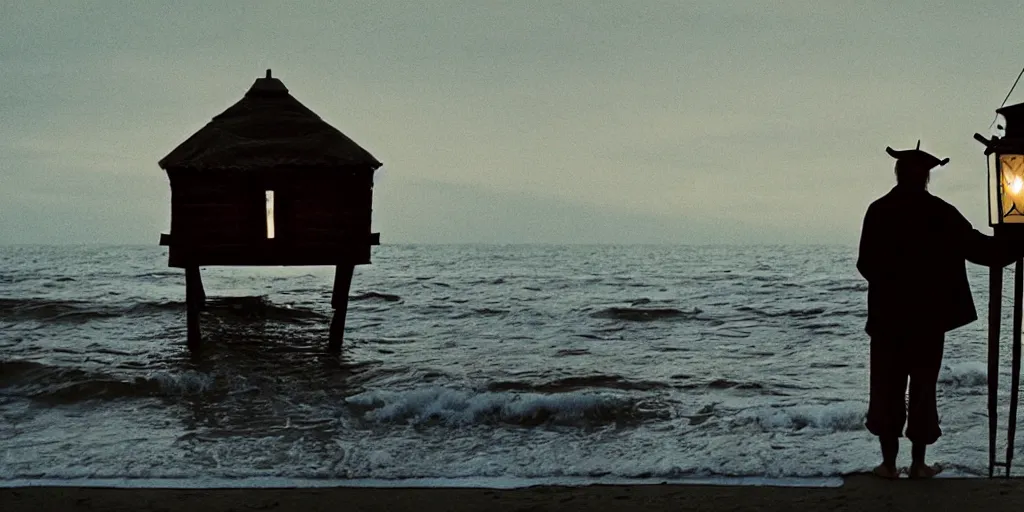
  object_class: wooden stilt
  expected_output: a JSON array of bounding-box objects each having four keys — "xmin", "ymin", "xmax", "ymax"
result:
[
  {"xmin": 186, "ymin": 266, "xmax": 203, "ymax": 351},
  {"xmin": 1009, "ymin": 259, "xmax": 1024, "ymax": 478},
  {"xmin": 195, "ymin": 267, "xmax": 206, "ymax": 309},
  {"xmin": 328, "ymin": 264, "xmax": 355, "ymax": 352},
  {"xmin": 990, "ymin": 264, "xmax": 1003, "ymax": 478}
]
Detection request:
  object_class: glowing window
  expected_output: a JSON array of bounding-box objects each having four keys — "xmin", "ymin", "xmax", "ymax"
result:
[{"xmin": 265, "ymin": 190, "xmax": 275, "ymax": 238}]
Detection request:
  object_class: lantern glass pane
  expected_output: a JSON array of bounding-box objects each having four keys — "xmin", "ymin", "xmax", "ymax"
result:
[
  {"xmin": 991, "ymin": 152, "xmax": 1000, "ymax": 226},
  {"xmin": 1001, "ymin": 154, "xmax": 1024, "ymax": 223}
]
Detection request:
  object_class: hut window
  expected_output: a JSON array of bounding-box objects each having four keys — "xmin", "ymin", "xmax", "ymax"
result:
[{"xmin": 265, "ymin": 190, "xmax": 275, "ymax": 239}]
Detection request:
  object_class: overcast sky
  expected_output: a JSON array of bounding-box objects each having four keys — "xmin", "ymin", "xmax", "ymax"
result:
[{"xmin": 1, "ymin": 1, "xmax": 1022, "ymax": 245}]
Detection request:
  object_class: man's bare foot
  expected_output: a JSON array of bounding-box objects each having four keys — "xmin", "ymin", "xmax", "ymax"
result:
[
  {"xmin": 908, "ymin": 463, "xmax": 943, "ymax": 479},
  {"xmin": 872, "ymin": 464, "xmax": 900, "ymax": 479}
]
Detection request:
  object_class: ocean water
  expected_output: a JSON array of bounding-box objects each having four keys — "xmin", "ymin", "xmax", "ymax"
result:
[{"xmin": 0, "ymin": 244, "xmax": 1021, "ymax": 484}]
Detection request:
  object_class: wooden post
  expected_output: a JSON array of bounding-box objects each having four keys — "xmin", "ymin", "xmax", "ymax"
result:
[
  {"xmin": 1009, "ymin": 259, "xmax": 1024, "ymax": 477},
  {"xmin": 328, "ymin": 264, "xmax": 354, "ymax": 352},
  {"xmin": 195, "ymin": 267, "xmax": 206, "ymax": 309},
  {"xmin": 186, "ymin": 266, "xmax": 203, "ymax": 351},
  {"xmin": 990, "ymin": 264, "xmax": 1003, "ymax": 478}
]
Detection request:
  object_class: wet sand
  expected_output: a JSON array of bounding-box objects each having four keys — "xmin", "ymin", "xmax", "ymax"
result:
[{"xmin": 3, "ymin": 475, "xmax": 1023, "ymax": 511}]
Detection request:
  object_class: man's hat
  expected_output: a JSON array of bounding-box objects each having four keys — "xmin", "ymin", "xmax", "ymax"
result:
[{"xmin": 885, "ymin": 140, "xmax": 950, "ymax": 170}]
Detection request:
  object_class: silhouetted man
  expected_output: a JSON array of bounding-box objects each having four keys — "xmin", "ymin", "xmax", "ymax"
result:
[{"xmin": 858, "ymin": 143, "xmax": 1016, "ymax": 479}]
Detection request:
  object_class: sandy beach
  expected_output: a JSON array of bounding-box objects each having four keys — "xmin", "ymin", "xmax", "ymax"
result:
[{"xmin": 3, "ymin": 475, "xmax": 1023, "ymax": 512}]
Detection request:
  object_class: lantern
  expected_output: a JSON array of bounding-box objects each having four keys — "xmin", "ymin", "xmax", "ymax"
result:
[
  {"xmin": 976, "ymin": 101, "xmax": 1024, "ymax": 478},
  {"xmin": 981, "ymin": 103, "xmax": 1024, "ymax": 227}
]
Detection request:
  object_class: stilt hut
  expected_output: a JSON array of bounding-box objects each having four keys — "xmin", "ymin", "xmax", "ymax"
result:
[{"xmin": 158, "ymin": 70, "xmax": 381, "ymax": 352}]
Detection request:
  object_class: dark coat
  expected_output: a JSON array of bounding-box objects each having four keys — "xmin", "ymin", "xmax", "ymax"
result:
[{"xmin": 857, "ymin": 186, "xmax": 1012, "ymax": 336}]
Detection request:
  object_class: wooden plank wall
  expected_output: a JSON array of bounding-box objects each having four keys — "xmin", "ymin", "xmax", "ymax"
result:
[
  {"xmin": 273, "ymin": 173, "xmax": 372, "ymax": 244},
  {"xmin": 168, "ymin": 170, "xmax": 373, "ymax": 248},
  {"xmin": 170, "ymin": 177, "xmax": 265, "ymax": 244}
]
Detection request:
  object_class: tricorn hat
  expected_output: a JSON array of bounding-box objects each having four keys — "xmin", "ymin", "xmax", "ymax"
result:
[{"xmin": 885, "ymin": 140, "xmax": 950, "ymax": 170}]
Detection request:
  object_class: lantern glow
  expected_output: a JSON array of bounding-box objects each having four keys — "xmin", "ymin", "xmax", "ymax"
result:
[{"xmin": 997, "ymin": 155, "xmax": 1024, "ymax": 223}]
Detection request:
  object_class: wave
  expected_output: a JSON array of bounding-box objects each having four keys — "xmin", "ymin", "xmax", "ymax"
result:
[
  {"xmin": 472, "ymin": 308, "xmax": 508, "ymax": 316},
  {"xmin": 449, "ymin": 307, "xmax": 510, "ymax": 320},
  {"xmin": 736, "ymin": 305, "xmax": 825, "ymax": 318},
  {"xmin": 0, "ymin": 360, "xmax": 214, "ymax": 403},
  {"xmin": 735, "ymin": 305, "xmax": 831, "ymax": 319},
  {"xmin": 590, "ymin": 307, "xmax": 702, "ymax": 322},
  {"xmin": 125, "ymin": 301, "xmax": 186, "ymax": 315},
  {"xmin": 0, "ymin": 298, "xmax": 123, "ymax": 323},
  {"xmin": 0, "ymin": 297, "xmax": 185, "ymax": 323},
  {"xmin": 750, "ymin": 275, "xmax": 790, "ymax": 283},
  {"xmin": 344, "ymin": 387, "xmax": 658, "ymax": 427},
  {"xmin": 675, "ymin": 379, "xmax": 787, "ymax": 396},
  {"xmin": 705, "ymin": 379, "xmax": 767, "ymax": 391},
  {"xmin": 203, "ymin": 296, "xmax": 326, "ymax": 322},
  {"xmin": 487, "ymin": 374, "xmax": 670, "ymax": 393},
  {"xmin": 826, "ymin": 283, "xmax": 868, "ymax": 292},
  {"xmin": 133, "ymin": 270, "xmax": 181, "ymax": 280},
  {"xmin": 801, "ymin": 321, "xmax": 844, "ymax": 331},
  {"xmin": 938, "ymin": 362, "xmax": 986, "ymax": 388},
  {"xmin": 736, "ymin": 402, "xmax": 866, "ymax": 433},
  {"xmin": 0, "ymin": 296, "xmax": 324, "ymax": 324},
  {"xmin": 350, "ymin": 292, "xmax": 402, "ymax": 303}
]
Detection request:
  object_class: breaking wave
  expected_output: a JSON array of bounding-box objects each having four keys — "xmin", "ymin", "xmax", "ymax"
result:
[
  {"xmin": 737, "ymin": 402, "xmax": 866, "ymax": 433},
  {"xmin": 345, "ymin": 387, "xmax": 660, "ymax": 427},
  {"xmin": 938, "ymin": 362, "xmax": 986, "ymax": 388}
]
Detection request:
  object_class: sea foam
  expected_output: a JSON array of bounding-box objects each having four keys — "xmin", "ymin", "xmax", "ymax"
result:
[
  {"xmin": 938, "ymin": 362, "xmax": 987, "ymax": 388},
  {"xmin": 345, "ymin": 387, "xmax": 638, "ymax": 426},
  {"xmin": 741, "ymin": 402, "xmax": 866, "ymax": 433}
]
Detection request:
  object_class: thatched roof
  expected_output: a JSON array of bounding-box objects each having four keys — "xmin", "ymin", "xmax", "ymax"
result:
[{"xmin": 159, "ymin": 70, "xmax": 382, "ymax": 172}]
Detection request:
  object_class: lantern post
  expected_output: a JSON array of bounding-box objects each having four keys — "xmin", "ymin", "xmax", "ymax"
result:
[{"xmin": 975, "ymin": 101, "xmax": 1024, "ymax": 477}]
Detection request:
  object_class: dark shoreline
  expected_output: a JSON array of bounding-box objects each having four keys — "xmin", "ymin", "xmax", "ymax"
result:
[{"xmin": 4, "ymin": 475, "xmax": 1024, "ymax": 511}]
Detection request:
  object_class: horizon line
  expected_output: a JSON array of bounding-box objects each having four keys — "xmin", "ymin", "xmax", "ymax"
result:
[{"xmin": 0, "ymin": 241, "xmax": 858, "ymax": 248}]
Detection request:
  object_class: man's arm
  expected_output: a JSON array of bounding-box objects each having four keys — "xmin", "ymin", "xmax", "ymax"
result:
[
  {"xmin": 953, "ymin": 208, "xmax": 1017, "ymax": 267},
  {"xmin": 962, "ymin": 229, "xmax": 1011, "ymax": 267}
]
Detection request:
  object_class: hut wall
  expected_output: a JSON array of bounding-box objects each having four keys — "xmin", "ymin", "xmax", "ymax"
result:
[
  {"xmin": 270, "ymin": 172, "xmax": 372, "ymax": 245},
  {"xmin": 165, "ymin": 169, "xmax": 375, "ymax": 266},
  {"xmin": 170, "ymin": 176, "xmax": 265, "ymax": 244}
]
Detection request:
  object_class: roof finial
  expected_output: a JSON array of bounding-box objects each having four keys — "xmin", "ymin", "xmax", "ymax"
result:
[
  {"xmin": 266, "ymin": 69, "xmax": 272, "ymax": 79},
  {"xmin": 916, "ymin": 140, "xmax": 921, "ymax": 150}
]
